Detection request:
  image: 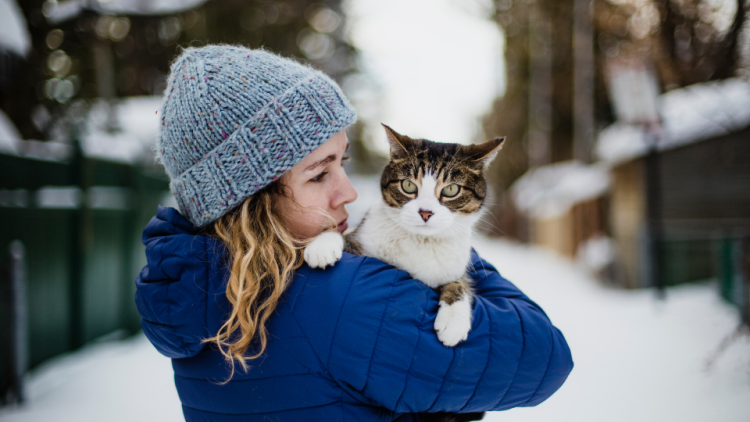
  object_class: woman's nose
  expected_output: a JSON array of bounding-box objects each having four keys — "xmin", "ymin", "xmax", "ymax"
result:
[{"xmin": 333, "ymin": 172, "xmax": 358, "ymax": 209}]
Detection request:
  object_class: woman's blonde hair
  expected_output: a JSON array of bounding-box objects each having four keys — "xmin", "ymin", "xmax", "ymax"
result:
[{"xmin": 203, "ymin": 181, "xmax": 304, "ymax": 380}]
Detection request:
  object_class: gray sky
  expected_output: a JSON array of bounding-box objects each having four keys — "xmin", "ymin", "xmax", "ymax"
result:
[{"xmin": 343, "ymin": 0, "xmax": 505, "ymax": 153}]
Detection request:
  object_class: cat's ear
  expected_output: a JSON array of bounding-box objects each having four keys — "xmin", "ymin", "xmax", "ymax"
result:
[
  {"xmin": 462, "ymin": 137, "xmax": 505, "ymax": 165},
  {"xmin": 382, "ymin": 124, "xmax": 412, "ymax": 158}
]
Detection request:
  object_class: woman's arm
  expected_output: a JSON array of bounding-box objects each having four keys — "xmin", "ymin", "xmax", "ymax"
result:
[
  {"xmin": 466, "ymin": 250, "xmax": 573, "ymax": 408},
  {"xmin": 134, "ymin": 211, "xmax": 229, "ymax": 359},
  {"xmin": 298, "ymin": 251, "xmax": 573, "ymax": 414}
]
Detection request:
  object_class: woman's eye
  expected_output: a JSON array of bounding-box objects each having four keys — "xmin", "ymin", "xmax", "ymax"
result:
[
  {"xmin": 310, "ymin": 171, "xmax": 328, "ymax": 182},
  {"xmin": 401, "ymin": 179, "xmax": 417, "ymax": 194},
  {"xmin": 341, "ymin": 155, "xmax": 351, "ymax": 166},
  {"xmin": 441, "ymin": 184, "xmax": 460, "ymax": 197}
]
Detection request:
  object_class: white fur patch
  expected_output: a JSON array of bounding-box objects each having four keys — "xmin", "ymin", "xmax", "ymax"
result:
[
  {"xmin": 304, "ymin": 231, "xmax": 344, "ymax": 269},
  {"xmin": 356, "ymin": 199, "xmax": 479, "ymax": 288},
  {"xmin": 434, "ymin": 294, "xmax": 472, "ymax": 347}
]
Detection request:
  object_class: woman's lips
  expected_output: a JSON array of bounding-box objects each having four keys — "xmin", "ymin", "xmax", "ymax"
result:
[{"xmin": 336, "ymin": 219, "xmax": 348, "ymax": 233}]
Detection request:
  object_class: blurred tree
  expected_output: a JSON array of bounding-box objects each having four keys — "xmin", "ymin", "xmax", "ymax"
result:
[
  {"xmin": 2, "ymin": 0, "xmax": 360, "ymax": 155},
  {"xmin": 594, "ymin": 0, "xmax": 747, "ymax": 91},
  {"xmin": 482, "ymin": 0, "xmax": 578, "ymax": 238},
  {"xmin": 482, "ymin": 0, "xmax": 748, "ymax": 239},
  {"xmin": 655, "ymin": 0, "xmax": 746, "ymax": 85}
]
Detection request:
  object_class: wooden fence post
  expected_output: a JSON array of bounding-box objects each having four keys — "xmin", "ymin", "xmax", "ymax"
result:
[
  {"xmin": 2, "ymin": 240, "xmax": 28, "ymax": 404},
  {"xmin": 742, "ymin": 237, "xmax": 750, "ymax": 327}
]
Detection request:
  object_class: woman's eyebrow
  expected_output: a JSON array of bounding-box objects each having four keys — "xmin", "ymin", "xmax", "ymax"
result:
[
  {"xmin": 304, "ymin": 142, "xmax": 350, "ymax": 172},
  {"xmin": 304, "ymin": 154, "xmax": 336, "ymax": 171}
]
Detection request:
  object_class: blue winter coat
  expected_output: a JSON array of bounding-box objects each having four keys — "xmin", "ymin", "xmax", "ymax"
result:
[{"xmin": 135, "ymin": 206, "xmax": 573, "ymax": 421}]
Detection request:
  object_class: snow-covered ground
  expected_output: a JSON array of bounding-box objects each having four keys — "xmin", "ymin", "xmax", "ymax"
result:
[
  {"xmin": 475, "ymin": 239, "xmax": 750, "ymax": 422},
  {"xmin": 1, "ymin": 238, "xmax": 749, "ymax": 422}
]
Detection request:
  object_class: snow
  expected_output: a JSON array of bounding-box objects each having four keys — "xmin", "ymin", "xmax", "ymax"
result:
[
  {"xmin": 0, "ymin": 108, "xmax": 75, "ymax": 162},
  {"xmin": 13, "ymin": 140, "xmax": 74, "ymax": 162},
  {"xmin": 0, "ymin": 109, "xmax": 22, "ymax": 154},
  {"xmin": 81, "ymin": 96, "xmax": 163, "ymax": 164},
  {"xmin": 575, "ymin": 233, "xmax": 617, "ymax": 273},
  {"xmin": 475, "ymin": 239, "xmax": 750, "ymax": 422},
  {"xmin": 510, "ymin": 160, "xmax": 611, "ymax": 219},
  {"xmin": 1, "ymin": 237, "xmax": 748, "ymax": 422},
  {"xmin": 596, "ymin": 78, "xmax": 750, "ymax": 165},
  {"xmin": 0, "ymin": 335, "xmax": 182, "ymax": 422},
  {"xmin": 0, "ymin": 0, "xmax": 32, "ymax": 57},
  {"xmin": 43, "ymin": 0, "xmax": 209, "ymax": 24},
  {"xmin": 1, "ymin": 96, "xmax": 161, "ymax": 164},
  {"xmin": 34, "ymin": 186, "xmax": 81, "ymax": 209},
  {"xmin": 92, "ymin": 0, "xmax": 209, "ymax": 16}
]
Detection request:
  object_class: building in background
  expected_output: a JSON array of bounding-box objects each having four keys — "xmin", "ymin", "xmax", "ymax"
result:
[
  {"xmin": 485, "ymin": 0, "xmax": 749, "ymax": 315},
  {"xmin": 597, "ymin": 78, "xmax": 750, "ymax": 302}
]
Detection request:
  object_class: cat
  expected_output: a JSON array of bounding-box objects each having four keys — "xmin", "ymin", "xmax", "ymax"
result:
[
  {"xmin": 305, "ymin": 124, "xmax": 504, "ymax": 347},
  {"xmin": 304, "ymin": 124, "xmax": 503, "ymax": 422}
]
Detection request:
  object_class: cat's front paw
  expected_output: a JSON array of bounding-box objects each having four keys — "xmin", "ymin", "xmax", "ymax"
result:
[
  {"xmin": 434, "ymin": 297, "xmax": 472, "ymax": 347},
  {"xmin": 304, "ymin": 231, "xmax": 344, "ymax": 269}
]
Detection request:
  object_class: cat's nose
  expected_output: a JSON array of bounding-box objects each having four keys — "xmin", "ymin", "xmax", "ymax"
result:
[{"xmin": 418, "ymin": 209, "xmax": 433, "ymax": 222}]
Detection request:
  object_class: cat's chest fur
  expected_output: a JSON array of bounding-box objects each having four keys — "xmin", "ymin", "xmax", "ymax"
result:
[{"xmin": 354, "ymin": 201, "xmax": 472, "ymax": 289}]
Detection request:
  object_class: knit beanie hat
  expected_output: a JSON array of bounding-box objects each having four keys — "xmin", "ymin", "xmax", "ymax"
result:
[{"xmin": 156, "ymin": 45, "xmax": 357, "ymax": 227}]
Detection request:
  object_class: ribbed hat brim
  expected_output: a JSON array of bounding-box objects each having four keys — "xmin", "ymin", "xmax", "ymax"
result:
[{"xmin": 170, "ymin": 73, "xmax": 357, "ymax": 227}]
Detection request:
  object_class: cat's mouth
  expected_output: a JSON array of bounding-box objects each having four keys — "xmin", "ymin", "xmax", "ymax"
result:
[{"xmin": 336, "ymin": 218, "xmax": 348, "ymax": 233}]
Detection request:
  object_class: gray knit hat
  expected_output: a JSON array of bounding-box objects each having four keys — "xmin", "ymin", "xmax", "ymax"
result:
[{"xmin": 156, "ymin": 45, "xmax": 357, "ymax": 227}]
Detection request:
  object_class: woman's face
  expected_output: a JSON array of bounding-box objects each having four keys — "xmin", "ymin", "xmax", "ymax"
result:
[{"xmin": 276, "ymin": 130, "xmax": 358, "ymax": 239}]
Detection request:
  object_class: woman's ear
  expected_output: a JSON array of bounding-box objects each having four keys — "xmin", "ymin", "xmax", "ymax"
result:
[
  {"xmin": 381, "ymin": 124, "xmax": 412, "ymax": 158},
  {"xmin": 462, "ymin": 137, "xmax": 506, "ymax": 165}
]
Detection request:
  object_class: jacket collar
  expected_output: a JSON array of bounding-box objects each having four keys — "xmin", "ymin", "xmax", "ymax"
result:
[{"xmin": 142, "ymin": 206, "xmax": 198, "ymax": 243}]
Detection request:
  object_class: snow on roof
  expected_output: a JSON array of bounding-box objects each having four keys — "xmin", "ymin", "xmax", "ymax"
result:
[
  {"xmin": 93, "ymin": 0, "xmax": 209, "ymax": 15},
  {"xmin": 0, "ymin": 0, "xmax": 32, "ymax": 57},
  {"xmin": 81, "ymin": 96, "xmax": 163, "ymax": 164},
  {"xmin": 511, "ymin": 160, "xmax": 611, "ymax": 220},
  {"xmin": 0, "ymin": 109, "xmax": 76, "ymax": 162},
  {"xmin": 44, "ymin": 0, "xmax": 209, "ymax": 24},
  {"xmin": 0, "ymin": 108, "xmax": 22, "ymax": 154},
  {"xmin": 1, "ymin": 96, "xmax": 164, "ymax": 164},
  {"xmin": 596, "ymin": 78, "xmax": 750, "ymax": 164},
  {"xmin": 0, "ymin": 96, "xmax": 162, "ymax": 164}
]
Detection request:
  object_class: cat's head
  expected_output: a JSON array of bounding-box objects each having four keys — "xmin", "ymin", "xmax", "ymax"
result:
[{"xmin": 379, "ymin": 124, "xmax": 504, "ymax": 237}]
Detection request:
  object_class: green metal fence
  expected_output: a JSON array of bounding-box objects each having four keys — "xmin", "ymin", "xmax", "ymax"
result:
[{"xmin": 0, "ymin": 150, "xmax": 169, "ymax": 397}]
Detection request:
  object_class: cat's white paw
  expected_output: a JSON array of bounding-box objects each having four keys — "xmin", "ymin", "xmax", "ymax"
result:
[
  {"xmin": 304, "ymin": 231, "xmax": 344, "ymax": 269},
  {"xmin": 434, "ymin": 296, "xmax": 472, "ymax": 347}
]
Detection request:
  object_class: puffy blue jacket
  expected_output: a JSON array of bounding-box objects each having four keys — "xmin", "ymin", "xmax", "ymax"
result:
[{"xmin": 135, "ymin": 206, "xmax": 573, "ymax": 421}]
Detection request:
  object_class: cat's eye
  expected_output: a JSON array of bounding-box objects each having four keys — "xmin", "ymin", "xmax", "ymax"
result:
[
  {"xmin": 441, "ymin": 184, "xmax": 460, "ymax": 198},
  {"xmin": 401, "ymin": 179, "xmax": 417, "ymax": 194}
]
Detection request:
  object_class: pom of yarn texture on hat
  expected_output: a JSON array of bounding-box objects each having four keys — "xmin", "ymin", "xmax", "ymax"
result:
[{"xmin": 156, "ymin": 45, "xmax": 357, "ymax": 227}]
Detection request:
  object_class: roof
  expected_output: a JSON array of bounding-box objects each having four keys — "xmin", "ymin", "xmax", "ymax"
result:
[
  {"xmin": 0, "ymin": 0, "xmax": 31, "ymax": 57},
  {"xmin": 0, "ymin": 96, "xmax": 163, "ymax": 164},
  {"xmin": 595, "ymin": 78, "xmax": 750, "ymax": 165},
  {"xmin": 511, "ymin": 160, "xmax": 611, "ymax": 220},
  {"xmin": 44, "ymin": 0, "xmax": 209, "ymax": 24},
  {"xmin": 81, "ymin": 96, "xmax": 163, "ymax": 164},
  {"xmin": 0, "ymin": 108, "xmax": 22, "ymax": 154}
]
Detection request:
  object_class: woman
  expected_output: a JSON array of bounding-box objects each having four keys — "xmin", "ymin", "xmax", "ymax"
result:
[{"xmin": 135, "ymin": 45, "xmax": 573, "ymax": 421}]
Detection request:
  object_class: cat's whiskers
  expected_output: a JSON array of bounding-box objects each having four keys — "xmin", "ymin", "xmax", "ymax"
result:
[{"xmin": 475, "ymin": 217, "xmax": 503, "ymax": 235}]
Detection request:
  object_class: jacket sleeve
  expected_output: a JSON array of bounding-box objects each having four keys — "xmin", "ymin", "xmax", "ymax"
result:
[
  {"xmin": 134, "ymin": 232, "xmax": 228, "ymax": 359},
  {"xmin": 317, "ymin": 251, "xmax": 573, "ymax": 414}
]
